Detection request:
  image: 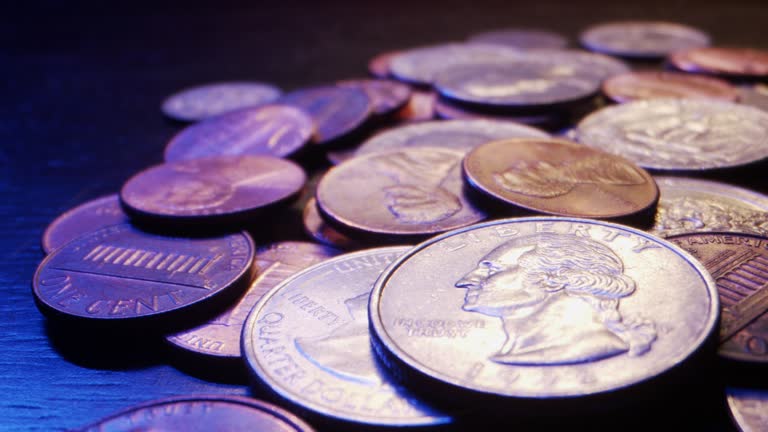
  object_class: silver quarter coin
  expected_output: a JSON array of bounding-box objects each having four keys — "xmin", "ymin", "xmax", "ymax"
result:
[
  {"xmin": 580, "ymin": 21, "xmax": 709, "ymax": 58},
  {"xmin": 162, "ymin": 82, "xmax": 282, "ymax": 122},
  {"xmin": 727, "ymin": 387, "xmax": 768, "ymax": 432},
  {"xmin": 467, "ymin": 29, "xmax": 568, "ymax": 50}
]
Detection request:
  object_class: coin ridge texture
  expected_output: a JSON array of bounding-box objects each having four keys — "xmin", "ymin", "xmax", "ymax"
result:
[
  {"xmin": 370, "ymin": 217, "xmax": 718, "ymax": 399},
  {"xmin": 241, "ymin": 247, "xmax": 451, "ymax": 426},
  {"xmin": 42, "ymin": 194, "xmax": 128, "ymax": 254}
]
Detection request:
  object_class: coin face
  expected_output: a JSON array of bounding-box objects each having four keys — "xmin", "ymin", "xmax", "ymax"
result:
[
  {"xmin": 580, "ymin": 21, "xmax": 709, "ymax": 58},
  {"xmin": 370, "ymin": 218, "xmax": 718, "ymax": 400},
  {"xmin": 277, "ymin": 86, "xmax": 372, "ymax": 144},
  {"xmin": 467, "ymin": 29, "xmax": 568, "ymax": 50},
  {"xmin": 463, "ymin": 138, "xmax": 658, "ymax": 218},
  {"xmin": 576, "ymin": 99, "xmax": 768, "ymax": 170},
  {"xmin": 121, "ymin": 156, "xmax": 306, "ymax": 224},
  {"xmin": 242, "ymin": 247, "xmax": 451, "ymax": 427},
  {"xmin": 167, "ymin": 241, "xmax": 340, "ymax": 359},
  {"xmin": 316, "ymin": 147, "xmax": 486, "ymax": 240},
  {"xmin": 527, "ymin": 49, "xmax": 630, "ymax": 82},
  {"xmin": 666, "ymin": 232, "xmax": 768, "ymax": 364},
  {"xmin": 603, "ymin": 71, "xmax": 738, "ymax": 103},
  {"xmin": 727, "ymin": 387, "xmax": 768, "ymax": 432},
  {"xmin": 42, "ymin": 195, "xmax": 128, "ymax": 254},
  {"xmin": 302, "ymin": 198, "xmax": 359, "ymax": 249},
  {"xmin": 338, "ymin": 79, "xmax": 411, "ymax": 116},
  {"xmin": 651, "ymin": 176, "xmax": 768, "ymax": 238},
  {"xmin": 161, "ymin": 82, "xmax": 282, "ymax": 122},
  {"xmin": 670, "ymin": 47, "xmax": 768, "ymax": 79},
  {"xmin": 356, "ymin": 119, "xmax": 548, "ymax": 157},
  {"xmin": 76, "ymin": 395, "xmax": 314, "ymax": 432},
  {"xmin": 33, "ymin": 224, "xmax": 254, "ymax": 324},
  {"xmin": 164, "ymin": 105, "xmax": 314, "ymax": 161}
]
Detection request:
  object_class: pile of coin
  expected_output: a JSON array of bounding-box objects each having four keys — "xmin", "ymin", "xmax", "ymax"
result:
[{"xmin": 33, "ymin": 20, "xmax": 768, "ymax": 431}]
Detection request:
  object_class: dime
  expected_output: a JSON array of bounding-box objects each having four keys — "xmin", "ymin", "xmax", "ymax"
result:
[
  {"xmin": 75, "ymin": 395, "xmax": 314, "ymax": 431},
  {"xmin": 467, "ymin": 29, "xmax": 568, "ymax": 50},
  {"xmin": 277, "ymin": 86, "xmax": 372, "ymax": 144},
  {"xmin": 395, "ymin": 90, "xmax": 436, "ymax": 122},
  {"xmin": 368, "ymin": 50, "xmax": 399, "ymax": 78},
  {"xmin": 666, "ymin": 232, "xmax": 768, "ymax": 364},
  {"xmin": 670, "ymin": 47, "xmax": 768, "ymax": 80},
  {"xmin": 164, "ymin": 105, "xmax": 314, "ymax": 161},
  {"xmin": 727, "ymin": 387, "xmax": 768, "ymax": 432},
  {"xmin": 739, "ymin": 84, "xmax": 768, "ymax": 112},
  {"xmin": 161, "ymin": 82, "xmax": 282, "ymax": 122},
  {"xmin": 337, "ymin": 79, "xmax": 411, "ymax": 116},
  {"xmin": 575, "ymin": 99, "xmax": 768, "ymax": 170},
  {"xmin": 651, "ymin": 176, "xmax": 768, "ymax": 238},
  {"xmin": 241, "ymin": 247, "xmax": 451, "ymax": 428},
  {"xmin": 33, "ymin": 224, "xmax": 254, "ymax": 326},
  {"xmin": 356, "ymin": 119, "xmax": 548, "ymax": 157},
  {"xmin": 433, "ymin": 98, "xmax": 568, "ymax": 129},
  {"xmin": 42, "ymin": 195, "xmax": 128, "ymax": 254},
  {"xmin": 316, "ymin": 147, "xmax": 486, "ymax": 241},
  {"xmin": 167, "ymin": 241, "xmax": 340, "ymax": 360},
  {"xmin": 121, "ymin": 156, "xmax": 306, "ymax": 225},
  {"xmin": 463, "ymin": 138, "xmax": 658, "ymax": 219},
  {"xmin": 603, "ymin": 71, "xmax": 738, "ymax": 103},
  {"xmin": 302, "ymin": 198, "xmax": 359, "ymax": 249},
  {"xmin": 370, "ymin": 217, "xmax": 718, "ymax": 404},
  {"xmin": 580, "ymin": 21, "xmax": 709, "ymax": 58}
]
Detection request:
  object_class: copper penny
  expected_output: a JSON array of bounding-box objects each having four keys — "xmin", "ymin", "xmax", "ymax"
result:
[
  {"xmin": 338, "ymin": 79, "xmax": 411, "ymax": 116},
  {"xmin": 463, "ymin": 138, "xmax": 658, "ymax": 219},
  {"xmin": 670, "ymin": 47, "xmax": 768, "ymax": 80},
  {"xmin": 75, "ymin": 395, "xmax": 314, "ymax": 431},
  {"xmin": 727, "ymin": 387, "xmax": 768, "ymax": 432},
  {"xmin": 667, "ymin": 232, "xmax": 768, "ymax": 364},
  {"xmin": 120, "ymin": 155, "xmax": 306, "ymax": 226},
  {"xmin": 161, "ymin": 82, "xmax": 282, "ymax": 122},
  {"xmin": 164, "ymin": 105, "xmax": 314, "ymax": 161},
  {"xmin": 167, "ymin": 241, "xmax": 340, "ymax": 360},
  {"xmin": 42, "ymin": 195, "xmax": 128, "ymax": 254},
  {"xmin": 395, "ymin": 89, "xmax": 436, "ymax": 122},
  {"xmin": 368, "ymin": 50, "xmax": 399, "ymax": 78},
  {"xmin": 580, "ymin": 21, "xmax": 709, "ymax": 59},
  {"xmin": 33, "ymin": 224, "xmax": 254, "ymax": 326},
  {"xmin": 316, "ymin": 147, "xmax": 486, "ymax": 242},
  {"xmin": 302, "ymin": 198, "xmax": 360, "ymax": 249},
  {"xmin": 603, "ymin": 71, "xmax": 739, "ymax": 103}
]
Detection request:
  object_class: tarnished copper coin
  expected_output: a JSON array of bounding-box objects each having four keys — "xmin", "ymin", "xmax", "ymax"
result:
[
  {"xmin": 670, "ymin": 47, "xmax": 768, "ymax": 80},
  {"xmin": 603, "ymin": 71, "xmax": 739, "ymax": 103},
  {"xmin": 580, "ymin": 21, "xmax": 709, "ymax": 59},
  {"xmin": 121, "ymin": 156, "xmax": 306, "ymax": 225},
  {"xmin": 277, "ymin": 86, "xmax": 372, "ymax": 144},
  {"xmin": 395, "ymin": 90, "xmax": 436, "ymax": 122},
  {"xmin": 42, "ymin": 195, "xmax": 128, "ymax": 254},
  {"xmin": 167, "ymin": 241, "xmax": 340, "ymax": 360},
  {"xmin": 337, "ymin": 79, "xmax": 411, "ymax": 116},
  {"xmin": 75, "ymin": 394, "xmax": 314, "ymax": 432},
  {"xmin": 316, "ymin": 147, "xmax": 486, "ymax": 241},
  {"xmin": 666, "ymin": 232, "xmax": 768, "ymax": 364},
  {"xmin": 467, "ymin": 28, "xmax": 568, "ymax": 50},
  {"xmin": 370, "ymin": 217, "xmax": 718, "ymax": 404},
  {"xmin": 368, "ymin": 50, "xmax": 399, "ymax": 78},
  {"xmin": 164, "ymin": 105, "xmax": 314, "ymax": 161},
  {"xmin": 33, "ymin": 224, "xmax": 254, "ymax": 326},
  {"xmin": 651, "ymin": 177, "xmax": 768, "ymax": 238},
  {"xmin": 463, "ymin": 138, "xmax": 658, "ymax": 219},
  {"xmin": 727, "ymin": 387, "xmax": 768, "ymax": 432},
  {"xmin": 161, "ymin": 82, "xmax": 282, "ymax": 122},
  {"xmin": 302, "ymin": 198, "xmax": 359, "ymax": 249}
]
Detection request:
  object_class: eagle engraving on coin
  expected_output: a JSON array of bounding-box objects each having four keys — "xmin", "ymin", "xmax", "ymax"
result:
[
  {"xmin": 654, "ymin": 196, "xmax": 768, "ymax": 237},
  {"xmin": 454, "ymin": 233, "xmax": 657, "ymax": 365}
]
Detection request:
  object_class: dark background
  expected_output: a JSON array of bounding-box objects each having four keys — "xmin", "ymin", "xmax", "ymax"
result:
[{"xmin": 3, "ymin": 1, "xmax": 767, "ymax": 430}]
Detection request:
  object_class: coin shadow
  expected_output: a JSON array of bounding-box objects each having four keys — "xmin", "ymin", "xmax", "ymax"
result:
[{"xmin": 165, "ymin": 347, "xmax": 249, "ymax": 385}]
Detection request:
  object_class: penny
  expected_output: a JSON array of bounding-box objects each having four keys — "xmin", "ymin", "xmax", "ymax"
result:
[
  {"xmin": 603, "ymin": 71, "xmax": 739, "ymax": 103},
  {"xmin": 242, "ymin": 247, "xmax": 452, "ymax": 428},
  {"xmin": 580, "ymin": 21, "xmax": 709, "ymax": 59},
  {"xmin": 433, "ymin": 97, "xmax": 568, "ymax": 129},
  {"xmin": 167, "ymin": 241, "xmax": 340, "ymax": 360},
  {"xmin": 75, "ymin": 394, "xmax": 314, "ymax": 431},
  {"xmin": 316, "ymin": 147, "xmax": 486, "ymax": 241},
  {"xmin": 395, "ymin": 89, "xmax": 436, "ymax": 122},
  {"xmin": 42, "ymin": 195, "xmax": 128, "ymax": 254},
  {"xmin": 164, "ymin": 105, "xmax": 314, "ymax": 161},
  {"xmin": 739, "ymin": 84, "xmax": 768, "ymax": 112},
  {"xmin": 161, "ymin": 82, "xmax": 282, "ymax": 122},
  {"xmin": 467, "ymin": 28, "xmax": 568, "ymax": 50},
  {"xmin": 356, "ymin": 119, "xmax": 548, "ymax": 157},
  {"xmin": 463, "ymin": 138, "xmax": 658, "ymax": 219},
  {"xmin": 651, "ymin": 176, "xmax": 768, "ymax": 238},
  {"xmin": 368, "ymin": 50, "xmax": 399, "ymax": 78},
  {"xmin": 302, "ymin": 198, "xmax": 359, "ymax": 249},
  {"xmin": 369, "ymin": 217, "xmax": 718, "ymax": 405},
  {"xmin": 121, "ymin": 155, "xmax": 306, "ymax": 226},
  {"xmin": 277, "ymin": 86, "xmax": 372, "ymax": 144},
  {"xmin": 727, "ymin": 387, "xmax": 768, "ymax": 432},
  {"xmin": 575, "ymin": 99, "xmax": 768, "ymax": 171},
  {"xmin": 33, "ymin": 224, "xmax": 254, "ymax": 326},
  {"xmin": 337, "ymin": 78, "xmax": 412, "ymax": 116},
  {"xmin": 670, "ymin": 47, "xmax": 768, "ymax": 80}
]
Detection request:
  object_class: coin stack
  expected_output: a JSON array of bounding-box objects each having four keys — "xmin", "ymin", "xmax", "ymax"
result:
[{"xmin": 33, "ymin": 20, "xmax": 768, "ymax": 432}]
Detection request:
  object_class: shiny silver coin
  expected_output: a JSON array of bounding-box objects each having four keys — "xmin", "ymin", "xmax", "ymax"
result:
[
  {"xmin": 527, "ymin": 49, "xmax": 630, "ymax": 82},
  {"xmin": 162, "ymin": 82, "xmax": 282, "ymax": 122},
  {"xmin": 739, "ymin": 84, "xmax": 768, "ymax": 113},
  {"xmin": 467, "ymin": 28, "xmax": 568, "ymax": 50},
  {"xmin": 355, "ymin": 119, "xmax": 548, "ymax": 157},
  {"xmin": 580, "ymin": 21, "xmax": 709, "ymax": 59},
  {"xmin": 727, "ymin": 387, "xmax": 768, "ymax": 432},
  {"xmin": 576, "ymin": 99, "xmax": 768, "ymax": 171},
  {"xmin": 241, "ymin": 247, "xmax": 452, "ymax": 428},
  {"xmin": 370, "ymin": 217, "xmax": 718, "ymax": 402}
]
